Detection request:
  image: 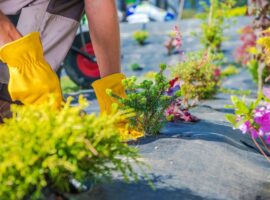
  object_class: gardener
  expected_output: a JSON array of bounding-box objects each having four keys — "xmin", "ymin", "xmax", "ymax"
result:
[{"xmin": 0, "ymin": 0, "xmax": 126, "ymax": 121}]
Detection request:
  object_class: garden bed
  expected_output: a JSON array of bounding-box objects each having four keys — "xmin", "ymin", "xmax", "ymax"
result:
[{"xmin": 61, "ymin": 16, "xmax": 270, "ymax": 200}]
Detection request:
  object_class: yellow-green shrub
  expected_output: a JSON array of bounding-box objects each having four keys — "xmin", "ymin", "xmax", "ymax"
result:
[
  {"xmin": 0, "ymin": 97, "xmax": 141, "ymax": 200},
  {"xmin": 224, "ymin": 6, "xmax": 246, "ymax": 17},
  {"xmin": 170, "ymin": 51, "xmax": 222, "ymax": 106},
  {"xmin": 133, "ymin": 30, "xmax": 149, "ymax": 45}
]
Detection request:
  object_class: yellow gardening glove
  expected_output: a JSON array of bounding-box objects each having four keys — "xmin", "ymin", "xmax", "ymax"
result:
[
  {"xmin": 92, "ymin": 73, "xmax": 144, "ymax": 140},
  {"xmin": 0, "ymin": 32, "xmax": 63, "ymax": 107}
]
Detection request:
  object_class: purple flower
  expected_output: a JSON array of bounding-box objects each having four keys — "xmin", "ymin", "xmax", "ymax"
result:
[
  {"xmin": 167, "ymin": 78, "xmax": 181, "ymax": 96},
  {"xmin": 167, "ymin": 85, "xmax": 180, "ymax": 96}
]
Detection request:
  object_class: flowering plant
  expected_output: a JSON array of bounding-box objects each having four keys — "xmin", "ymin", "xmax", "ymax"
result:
[
  {"xmin": 247, "ymin": 28, "xmax": 270, "ymax": 93},
  {"xmin": 226, "ymin": 88, "xmax": 270, "ymax": 161},
  {"xmin": 226, "ymin": 92, "xmax": 270, "ymax": 161},
  {"xmin": 164, "ymin": 78, "xmax": 198, "ymax": 122},
  {"xmin": 234, "ymin": 0, "xmax": 270, "ymax": 93},
  {"xmin": 164, "ymin": 26, "xmax": 183, "ymax": 56},
  {"xmin": 164, "ymin": 98, "xmax": 198, "ymax": 122},
  {"xmin": 234, "ymin": 25, "xmax": 257, "ymax": 65},
  {"xmin": 170, "ymin": 51, "xmax": 223, "ymax": 107}
]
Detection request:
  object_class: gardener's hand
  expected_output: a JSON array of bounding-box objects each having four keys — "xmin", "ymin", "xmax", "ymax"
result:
[
  {"xmin": 0, "ymin": 10, "xmax": 21, "ymax": 47},
  {"xmin": 0, "ymin": 32, "xmax": 63, "ymax": 107}
]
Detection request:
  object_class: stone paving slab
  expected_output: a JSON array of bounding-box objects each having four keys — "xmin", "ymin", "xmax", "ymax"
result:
[{"xmin": 67, "ymin": 17, "xmax": 270, "ymax": 200}]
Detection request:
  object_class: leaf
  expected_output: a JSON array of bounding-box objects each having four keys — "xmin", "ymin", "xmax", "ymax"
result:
[
  {"xmin": 225, "ymin": 114, "xmax": 237, "ymax": 125},
  {"xmin": 224, "ymin": 104, "xmax": 234, "ymax": 109},
  {"xmin": 230, "ymin": 95, "xmax": 240, "ymax": 106}
]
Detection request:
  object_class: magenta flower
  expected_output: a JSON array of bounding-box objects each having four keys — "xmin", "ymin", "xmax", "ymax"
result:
[
  {"xmin": 254, "ymin": 111, "xmax": 270, "ymax": 133},
  {"xmin": 238, "ymin": 120, "xmax": 259, "ymax": 139},
  {"xmin": 250, "ymin": 127, "xmax": 259, "ymax": 139},
  {"xmin": 235, "ymin": 102, "xmax": 270, "ymax": 145},
  {"xmin": 239, "ymin": 120, "xmax": 251, "ymax": 134}
]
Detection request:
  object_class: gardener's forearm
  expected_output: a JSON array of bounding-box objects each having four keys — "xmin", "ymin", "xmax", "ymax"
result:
[
  {"xmin": 0, "ymin": 10, "xmax": 21, "ymax": 47},
  {"xmin": 85, "ymin": 0, "xmax": 121, "ymax": 78}
]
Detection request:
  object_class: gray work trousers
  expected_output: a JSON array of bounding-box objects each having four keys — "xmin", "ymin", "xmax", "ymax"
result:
[{"xmin": 0, "ymin": 0, "xmax": 84, "ymax": 84}]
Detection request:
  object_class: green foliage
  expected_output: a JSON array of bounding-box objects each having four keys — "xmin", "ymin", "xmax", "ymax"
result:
[
  {"xmin": 170, "ymin": 51, "xmax": 222, "ymax": 106},
  {"xmin": 225, "ymin": 95, "xmax": 258, "ymax": 128},
  {"xmin": 108, "ymin": 64, "xmax": 176, "ymax": 135},
  {"xmin": 60, "ymin": 76, "xmax": 80, "ymax": 94},
  {"xmin": 182, "ymin": 9, "xmax": 197, "ymax": 19},
  {"xmin": 224, "ymin": 6, "xmax": 246, "ymax": 17},
  {"xmin": 219, "ymin": 87, "xmax": 251, "ymax": 96},
  {"xmin": 247, "ymin": 28, "xmax": 270, "ymax": 94},
  {"xmin": 0, "ymin": 97, "xmax": 142, "ymax": 200},
  {"xmin": 130, "ymin": 63, "xmax": 143, "ymax": 71},
  {"xmin": 133, "ymin": 30, "xmax": 149, "ymax": 45},
  {"xmin": 198, "ymin": 0, "xmax": 236, "ymax": 52},
  {"xmin": 248, "ymin": 59, "xmax": 262, "ymax": 83},
  {"xmin": 221, "ymin": 65, "xmax": 239, "ymax": 77}
]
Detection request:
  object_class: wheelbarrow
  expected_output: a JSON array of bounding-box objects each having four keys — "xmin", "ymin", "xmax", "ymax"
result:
[{"xmin": 63, "ymin": 23, "xmax": 100, "ymax": 89}]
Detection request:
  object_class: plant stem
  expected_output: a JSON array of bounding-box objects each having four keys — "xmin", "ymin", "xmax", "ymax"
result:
[
  {"xmin": 258, "ymin": 61, "xmax": 265, "ymax": 95},
  {"xmin": 252, "ymin": 137, "xmax": 270, "ymax": 163}
]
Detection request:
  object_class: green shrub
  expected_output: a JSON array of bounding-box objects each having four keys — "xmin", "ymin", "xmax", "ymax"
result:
[
  {"xmin": 133, "ymin": 30, "xmax": 149, "ymax": 45},
  {"xmin": 0, "ymin": 97, "xmax": 142, "ymax": 200},
  {"xmin": 247, "ymin": 29, "xmax": 270, "ymax": 94},
  {"xmin": 198, "ymin": 0, "xmax": 236, "ymax": 52},
  {"xmin": 108, "ymin": 64, "xmax": 177, "ymax": 135},
  {"xmin": 130, "ymin": 63, "xmax": 143, "ymax": 71},
  {"xmin": 224, "ymin": 6, "xmax": 246, "ymax": 17},
  {"xmin": 221, "ymin": 65, "xmax": 239, "ymax": 77},
  {"xmin": 219, "ymin": 87, "xmax": 251, "ymax": 96},
  {"xmin": 60, "ymin": 76, "xmax": 80, "ymax": 94},
  {"xmin": 170, "ymin": 51, "xmax": 222, "ymax": 106}
]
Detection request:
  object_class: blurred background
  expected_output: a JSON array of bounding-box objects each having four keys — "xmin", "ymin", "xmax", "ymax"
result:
[{"xmin": 60, "ymin": 0, "xmax": 250, "ymax": 95}]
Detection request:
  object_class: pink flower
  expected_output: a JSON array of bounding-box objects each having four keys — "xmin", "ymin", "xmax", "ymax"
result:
[
  {"xmin": 234, "ymin": 25, "xmax": 257, "ymax": 65},
  {"xmin": 239, "ymin": 120, "xmax": 251, "ymax": 134},
  {"xmin": 174, "ymin": 26, "xmax": 182, "ymax": 49},
  {"xmin": 164, "ymin": 98, "xmax": 198, "ymax": 122},
  {"xmin": 213, "ymin": 67, "xmax": 221, "ymax": 81}
]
